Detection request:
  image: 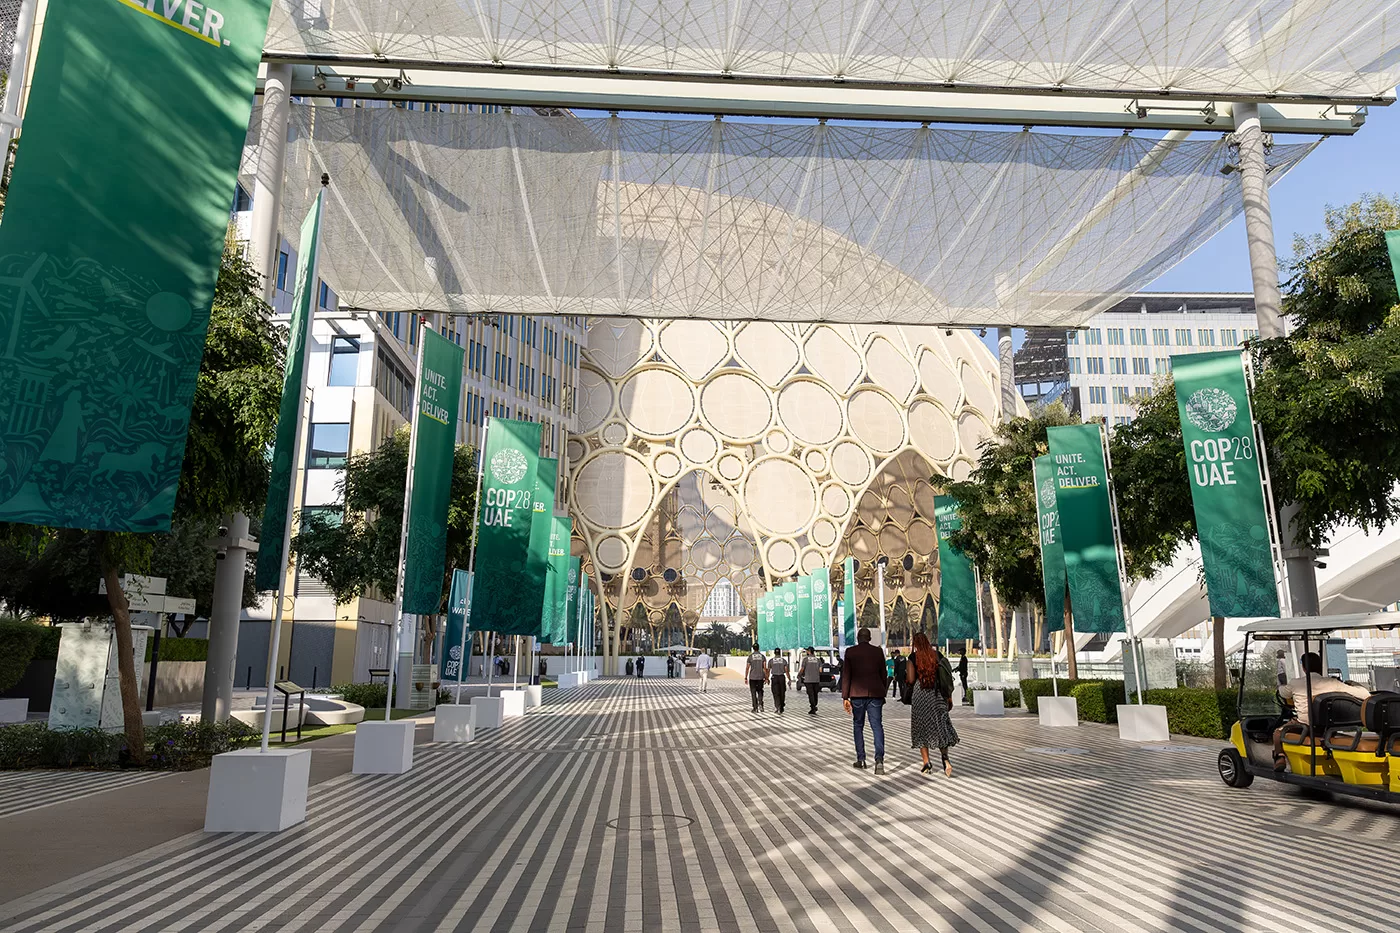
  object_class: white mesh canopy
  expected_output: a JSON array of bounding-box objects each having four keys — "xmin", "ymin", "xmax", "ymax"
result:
[
  {"xmin": 265, "ymin": 0, "xmax": 1400, "ymax": 99},
  {"xmin": 244, "ymin": 105, "xmax": 1314, "ymax": 326}
]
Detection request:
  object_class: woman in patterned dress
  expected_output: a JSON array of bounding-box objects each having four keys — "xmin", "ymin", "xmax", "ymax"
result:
[{"xmin": 906, "ymin": 632, "xmax": 959, "ymax": 776}]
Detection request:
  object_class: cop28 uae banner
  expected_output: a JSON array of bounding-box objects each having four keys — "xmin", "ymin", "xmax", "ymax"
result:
[
  {"xmin": 934, "ymin": 495, "xmax": 979, "ymax": 640},
  {"xmin": 443, "ymin": 569, "xmax": 472, "ymax": 682},
  {"xmin": 543, "ymin": 515, "xmax": 573, "ymax": 644},
  {"xmin": 1046, "ymin": 424, "xmax": 1126, "ymax": 633},
  {"xmin": 254, "ymin": 193, "xmax": 322, "ymax": 592},
  {"xmin": 469, "ymin": 418, "xmax": 542, "ymax": 632},
  {"xmin": 842, "ymin": 556, "xmax": 857, "ymax": 646},
  {"xmin": 565, "ymin": 556, "xmax": 581, "ymax": 644},
  {"xmin": 402, "ymin": 328, "xmax": 465, "ymax": 614},
  {"xmin": 796, "ymin": 576, "xmax": 813, "ymax": 648},
  {"xmin": 1032, "ymin": 455, "xmax": 1068, "ymax": 634},
  {"xmin": 496, "ymin": 454, "xmax": 555, "ymax": 637},
  {"xmin": 757, "ymin": 592, "xmax": 771, "ymax": 649},
  {"xmin": 1172, "ymin": 351, "xmax": 1280, "ymax": 618},
  {"xmin": 810, "ymin": 567, "xmax": 831, "ymax": 647},
  {"xmin": 0, "ymin": 0, "xmax": 274, "ymax": 531}
]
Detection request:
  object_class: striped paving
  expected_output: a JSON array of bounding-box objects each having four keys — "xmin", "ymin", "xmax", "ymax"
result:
[
  {"xmin": 0, "ymin": 770, "xmax": 168, "ymax": 820},
  {"xmin": 3, "ymin": 679, "xmax": 1399, "ymax": 932}
]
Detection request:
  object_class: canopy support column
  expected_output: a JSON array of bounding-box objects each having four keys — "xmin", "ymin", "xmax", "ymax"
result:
[
  {"xmin": 251, "ymin": 63, "xmax": 293, "ymax": 302},
  {"xmin": 998, "ymin": 327, "xmax": 1016, "ymax": 420},
  {"xmin": 1235, "ymin": 102, "xmax": 1320, "ymax": 616}
]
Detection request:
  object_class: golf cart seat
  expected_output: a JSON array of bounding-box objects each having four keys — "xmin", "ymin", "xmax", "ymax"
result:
[
  {"xmin": 1279, "ymin": 693, "xmax": 1363, "ymax": 778},
  {"xmin": 1361, "ymin": 691, "xmax": 1400, "ymax": 744}
]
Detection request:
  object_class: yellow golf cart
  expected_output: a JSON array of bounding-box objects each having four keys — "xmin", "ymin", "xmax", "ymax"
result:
[{"xmin": 1218, "ymin": 613, "xmax": 1400, "ymax": 802}]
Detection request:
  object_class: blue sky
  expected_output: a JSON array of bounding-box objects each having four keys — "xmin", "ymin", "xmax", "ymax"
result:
[{"xmin": 1149, "ymin": 103, "xmax": 1400, "ymax": 291}]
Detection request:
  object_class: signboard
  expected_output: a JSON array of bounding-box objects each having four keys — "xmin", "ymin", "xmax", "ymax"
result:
[
  {"xmin": 934, "ymin": 496, "xmax": 979, "ymax": 640},
  {"xmin": 1046, "ymin": 424, "xmax": 1126, "ymax": 633}
]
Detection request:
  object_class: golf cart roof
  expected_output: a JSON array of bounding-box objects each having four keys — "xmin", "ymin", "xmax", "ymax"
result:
[{"xmin": 1238, "ymin": 612, "xmax": 1400, "ymax": 637}]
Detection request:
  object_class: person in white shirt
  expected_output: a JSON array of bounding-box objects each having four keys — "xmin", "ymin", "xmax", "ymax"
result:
[
  {"xmin": 695, "ymin": 651, "xmax": 712, "ymax": 692},
  {"xmin": 1273, "ymin": 651, "xmax": 1370, "ymax": 769}
]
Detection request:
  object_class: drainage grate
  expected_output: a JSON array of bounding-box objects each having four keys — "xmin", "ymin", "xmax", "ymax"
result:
[
  {"xmin": 1140, "ymin": 745, "xmax": 1211, "ymax": 752},
  {"xmin": 1024, "ymin": 747, "xmax": 1092, "ymax": 756}
]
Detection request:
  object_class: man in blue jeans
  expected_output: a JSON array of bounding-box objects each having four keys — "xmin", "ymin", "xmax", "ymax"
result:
[{"xmin": 841, "ymin": 626, "xmax": 889, "ymax": 775}]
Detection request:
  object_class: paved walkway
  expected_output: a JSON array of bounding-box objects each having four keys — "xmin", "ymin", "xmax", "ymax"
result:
[{"xmin": 2, "ymin": 679, "xmax": 1399, "ymax": 932}]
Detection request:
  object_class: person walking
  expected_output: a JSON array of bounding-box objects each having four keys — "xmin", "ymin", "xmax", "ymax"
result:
[
  {"xmin": 769, "ymin": 649, "xmax": 791, "ymax": 714},
  {"xmin": 626, "ymin": 658, "xmax": 635, "ymax": 677},
  {"xmin": 666, "ymin": 654, "xmax": 675, "ymax": 678},
  {"xmin": 842, "ymin": 627, "xmax": 889, "ymax": 774},
  {"xmin": 956, "ymin": 650, "xmax": 970, "ymax": 705},
  {"xmin": 886, "ymin": 651, "xmax": 898, "ymax": 697},
  {"xmin": 892, "ymin": 650, "xmax": 910, "ymax": 703},
  {"xmin": 907, "ymin": 632, "xmax": 959, "ymax": 777},
  {"xmin": 800, "ymin": 647, "xmax": 823, "ymax": 714},
  {"xmin": 636, "ymin": 655, "xmax": 646, "ymax": 678},
  {"xmin": 746, "ymin": 644, "xmax": 768, "ymax": 712},
  {"xmin": 695, "ymin": 650, "xmax": 712, "ymax": 692}
]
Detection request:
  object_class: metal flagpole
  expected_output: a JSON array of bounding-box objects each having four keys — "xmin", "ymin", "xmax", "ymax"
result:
[
  {"xmin": 260, "ymin": 389, "xmax": 314, "ymax": 752},
  {"xmin": 0, "ymin": 0, "xmax": 37, "ymax": 158},
  {"xmin": 386, "ymin": 316, "xmax": 430, "ymax": 723},
  {"xmin": 455, "ymin": 421, "xmax": 491, "ymax": 703},
  {"xmin": 1100, "ymin": 423, "xmax": 1145, "ymax": 705},
  {"xmin": 258, "ymin": 191, "xmax": 324, "ymax": 754},
  {"xmin": 974, "ymin": 565, "xmax": 989, "ymax": 690}
]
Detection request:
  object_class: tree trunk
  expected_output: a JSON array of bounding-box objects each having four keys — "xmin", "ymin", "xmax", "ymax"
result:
[
  {"xmin": 98, "ymin": 534, "xmax": 147, "ymax": 765},
  {"xmin": 987, "ymin": 585, "xmax": 1005, "ymax": 659},
  {"xmin": 1212, "ymin": 615, "xmax": 1227, "ymax": 690},
  {"xmin": 1064, "ymin": 590, "xmax": 1079, "ymax": 680}
]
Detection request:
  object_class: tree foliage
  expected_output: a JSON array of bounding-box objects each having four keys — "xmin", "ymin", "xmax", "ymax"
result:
[
  {"xmin": 946, "ymin": 403, "xmax": 1078, "ymax": 612},
  {"xmin": 290, "ymin": 427, "xmax": 480, "ymax": 611},
  {"xmin": 1254, "ymin": 194, "xmax": 1400, "ymax": 545}
]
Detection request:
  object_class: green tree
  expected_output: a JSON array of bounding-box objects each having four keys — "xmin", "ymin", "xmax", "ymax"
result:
[
  {"xmin": 291, "ymin": 427, "xmax": 480, "ymax": 635},
  {"xmin": 946, "ymin": 403, "xmax": 1079, "ymax": 613}
]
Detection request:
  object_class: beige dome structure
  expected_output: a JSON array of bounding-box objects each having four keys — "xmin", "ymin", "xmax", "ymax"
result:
[{"xmin": 567, "ymin": 317, "xmax": 1022, "ymax": 671}]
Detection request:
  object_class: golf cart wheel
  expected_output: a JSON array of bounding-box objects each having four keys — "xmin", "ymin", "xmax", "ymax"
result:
[{"xmin": 1217, "ymin": 747, "xmax": 1253, "ymax": 788}]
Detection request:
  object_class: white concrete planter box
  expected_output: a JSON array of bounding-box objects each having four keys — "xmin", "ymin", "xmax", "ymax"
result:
[
  {"xmin": 471, "ymin": 696, "xmax": 505, "ymax": 730},
  {"xmin": 524, "ymin": 685, "xmax": 543, "ymax": 708},
  {"xmin": 205, "ymin": 748, "xmax": 312, "ymax": 833},
  {"xmin": 499, "ymin": 689, "xmax": 527, "ymax": 719},
  {"xmin": 556, "ymin": 673, "xmax": 578, "ymax": 690},
  {"xmin": 352, "ymin": 720, "xmax": 416, "ymax": 775},
  {"xmin": 973, "ymin": 689, "xmax": 1005, "ymax": 717},
  {"xmin": 433, "ymin": 704, "xmax": 476, "ymax": 743},
  {"xmin": 1038, "ymin": 696, "xmax": 1079, "ymax": 728},
  {"xmin": 141, "ymin": 710, "xmax": 162, "ymax": 729},
  {"xmin": 0, "ymin": 698, "xmax": 28, "ymax": 724},
  {"xmin": 1117, "ymin": 704, "xmax": 1170, "ymax": 742}
]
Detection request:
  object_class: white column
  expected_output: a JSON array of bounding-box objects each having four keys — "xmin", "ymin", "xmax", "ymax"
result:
[
  {"xmin": 997, "ymin": 327, "xmax": 1016, "ymax": 419},
  {"xmin": 1234, "ymin": 102, "xmax": 1318, "ymax": 615},
  {"xmin": 202, "ymin": 514, "xmax": 257, "ymax": 722},
  {"xmin": 250, "ymin": 63, "xmax": 293, "ymax": 301}
]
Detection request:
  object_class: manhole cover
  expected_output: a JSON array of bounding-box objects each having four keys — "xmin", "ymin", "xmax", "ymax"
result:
[
  {"xmin": 606, "ymin": 813, "xmax": 695, "ymax": 831},
  {"xmin": 1025, "ymin": 747, "xmax": 1091, "ymax": 755},
  {"xmin": 1140, "ymin": 745, "xmax": 1210, "ymax": 752}
]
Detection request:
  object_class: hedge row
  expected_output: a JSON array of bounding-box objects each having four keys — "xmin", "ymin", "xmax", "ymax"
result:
[
  {"xmin": 1020, "ymin": 678, "xmax": 1108, "ymax": 714},
  {"xmin": 1070, "ymin": 681, "xmax": 1128, "ymax": 723},
  {"xmin": 1021, "ymin": 683, "xmax": 1269, "ymax": 738},
  {"xmin": 145, "ymin": 637, "xmax": 209, "ymax": 662},
  {"xmin": 0, "ymin": 719, "xmax": 257, "ymax": 771}
]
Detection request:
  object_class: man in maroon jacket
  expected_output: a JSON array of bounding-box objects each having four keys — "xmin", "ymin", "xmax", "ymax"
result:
[{"xmin": 841, "ymin": 627, "xmax": 889, "ymax": 774}]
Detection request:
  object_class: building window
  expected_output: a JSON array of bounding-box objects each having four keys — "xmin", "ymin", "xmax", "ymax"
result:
[
  {"xmin": 307, "ymin": 423, "xmax": 350, "ymax": 469},
  {"xmin": 328, "ymin": 336, "xmax": 360, "ymax": 386},
  {"xmin": 301, "ymin": 505, "xmax": 344, "ymax": 528},
  {"xmin": 1132, "ymin": 357, "xmax": 1149, "ymax": 375},
  {"xmin": 1133, "ymin": 386, "xmax": 1150, "ymax": 399},
  {"xmin": 1110, "ymin": 357, "xmax": 1128, "ymax": 375},
  {"xmin": 317, "ymin": 279, "xmax": 331, "ymax": 310},
  {"xmin": 1175, "ymin": 328, "xmax": 1192, "ymax": 346},
  {"xmin": 1154, "ymin": 357, "xmax": 1171, "ymax": 375},
  {"xmin": 276, "ymin": 251, "xmax": 290, "ymax": 291},
  {"xmin": 1220, "ymin": 328, "xmax": 1238, "ymax": 346},
  {"xmin": 1130, "ymin": 327, "xmax": 1147, "ymax": 346},
  {"xmin": 1153, "ymin": 328, "xmax": 1170, "ymax": 346},
  {"xmin": 1244, "ymin": 328, "xmax": 1258, "ymax": 341},
  {"xmin": 1086, "ymin": 329, "xmax": 1103, "ymax": 345},
  {"xmin": 1107, "ymin": 328, "xmax": 1124, "ymax": 346},
  {"xmin": 1112, "ymin": 386, "xmax": 1130, "ymax": 403},
  {"xmin": 1114, "ymin": 415, "xmax": 1132, "ymax": 426},
  {"xmin": 1066, "ymin": 331, "xmax": 1079, "ymax": 344},
  {"xmin": 1198, "ymin": 328, "xmax": 1215, "ymax": 346},
  {"xmin": 1086, "ymin": 357, "xmax": 1105, "ymax": 375},
  {"xmin": 1067, "ymin": 357, "xmax": 1082, "ymax": 374},
  {"xmin": 1088, "ymin": 386, "xmax": 1107, "ymax": 405},
  {"xmin": 233, "ymin": 183, "xmax": 254, "ymax": 213}
]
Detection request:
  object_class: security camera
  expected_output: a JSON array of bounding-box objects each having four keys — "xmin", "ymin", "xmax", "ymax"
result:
[
  {"xmin": 217, "ymin": 525, "xmax": 229, "ymax": 537},
  {"xmin": 215, "ymin": 549, "xmax": 227, "ymax": 561}
]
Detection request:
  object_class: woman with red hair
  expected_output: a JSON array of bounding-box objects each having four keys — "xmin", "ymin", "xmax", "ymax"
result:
[{"xmin": 906, "ymin": 631, "xmax": 959, "ymax": 776}]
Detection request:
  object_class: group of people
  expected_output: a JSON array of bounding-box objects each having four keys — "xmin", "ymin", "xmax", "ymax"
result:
[
  {"xmin": 744, "ymin": 628, "xmax": 960, "ymax": 776},
  {"xmin": 744, "ymin": 646, "xmax": 825, "ymax": 715},
  {"xmin": 623, "ymin": 652, "xmax": 692, "ymax": 678},
  {"xmin": 886, "ymin": 647, "xmax": 972, "ymax": 705}
]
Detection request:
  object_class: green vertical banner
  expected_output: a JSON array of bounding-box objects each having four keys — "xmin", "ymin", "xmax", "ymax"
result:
[
  {"xmin": 402, "ymin": 328, "xmax": 465, "ymax": 614},
  {"xmin": 1046, "ymin": 424, "xmax": 1127, "ymax": 633},
  {"xmin": 469, "ymin": 418, "xmax": 542, "ymax": 632},
  {"xmin": 1172, "ymin": 351, "xmax": 1280, "ymax": 618},
  {"xmin": 254, "ymin": 193, "xmax": 322, "ymax": 591},
  {"xmin": 1032, "ymin": 456, "xmax": 1068, "ymax": 634},
  {"xmin": 442, "ymin": 569, "xmax": 472, "ymax": 681},
  {"xmin": 935, "ymin": 495, "xmax": 979, "ymax": 640},
  {"xmin": 842, "ymin": 557, "xmax": 857, "ymax": 646},
  {"xmin": 780, "ymin": 583, "xmax": 798, "ymax": 650},
  {"xmin": 578, "ymin": 570, "xmax": 590, "ymax": 648},
  {"xmin": 1386, "ymin": 230, "xmax": 1400, "ymax": 295},
  {"xmin": 0, "ymin": 0, "xmax": 274, "ymax": 530},
  {"xmin": 497, "ymin": 455, "xmax": 555, "ymax": 637},
  {"xmin": 796, "ymin": 576, "xmax": 813, "ymax": 648},
  {"xmin": 762, "ymin": 592, "xmax": 774, "ymax": 648},
  {"xmin": 810, "ymin": 567, "xmax": 831, "ymax": 647},
  {"xmin": 543, "ymin": 515, "xmax": 573, "ymax": 643},
  {"xmin": 564, "ymin": 556, "xmax": 581, "ymax": 644}
]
